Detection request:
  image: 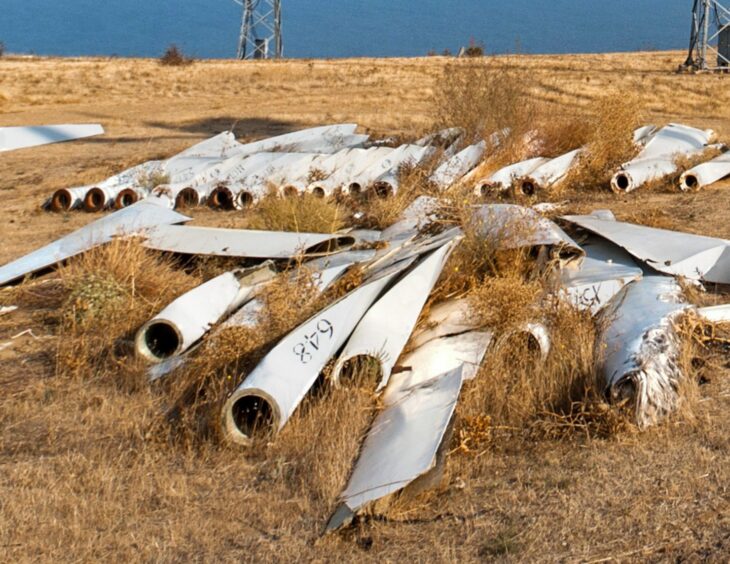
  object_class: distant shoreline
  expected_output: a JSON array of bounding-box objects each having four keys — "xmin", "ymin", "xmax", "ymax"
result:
[{"xmin": 0, "ymin": 49, "xmax": 687, "ymax": 63}]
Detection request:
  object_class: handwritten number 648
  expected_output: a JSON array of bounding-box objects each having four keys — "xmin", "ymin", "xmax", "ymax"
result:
[{"xmin": 293, "ymin": 319, "xmax": 334, "ymax": 364}]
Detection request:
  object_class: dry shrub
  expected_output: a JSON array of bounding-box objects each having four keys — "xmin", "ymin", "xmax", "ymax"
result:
[
  {"xmin": 267, "ymin": 377, "xmax": 377, "ymax": 511},
  {"xmin": 452, "ymin": 414, "xmax": 494, "ymax": 456},
  {"xmin": 461, "ymin": 39, "xmax": 486, "ymax": 58},
  {"xmin": 162, "ymin": 325, "xmax": 267, "ymax": 444},
  {"xmin": 563, "ymin": 92, "xmax": 644, "ymax": 191},
  {"xmin": 466, "ymin": 274, "xmax": 544, "ymax": 333},
  {"xmin": 675, "ymin": 145, "xmax": 724, "ymax": 170},
  {"xmin": 307, "ymin": 167, "xmax": 329, "ymax": 183},
  {"xmin": 673, "ymin": 312, "xmax": 726, "ymax": 421},
  {"xmin": 431, "ymin": 59, "xmax": 538, "ymax": 147},
  {"xmin": 136, "ymin": 169, "xmax": 170, "ymax": 190},
  {"xmin": 55, "ymin": 239, "xmax": 198, "ymax": 387},
  {"xmin": 428, "ymin": 209, "xmax": 627, "ymax": 436},
  {"xmin": 257, "ymin": 262, "xmax": 323, "ymax": 338},
  {"xmin": 680, "ymin": 277, "xmax": 730, "ymax": 310},
  {"xmin": 320, "ymin": 264, "xmax": 365, "ymax": 302},
  {"xmin": 159, "ymin": 44, "xmax": 193, "ymax": 67},
  {"xmin": 429, "ymin": 206, "xmax": 622, "ymax": 436},
  {"xmin": 245, "ymin": 192, "xmax": 345, "ymax": 233},
  {"xmin": 434, "ymin": 203, "xmax": 544, "ymax": 299},
  {"xmin": 690, "ymin": 318, "xmax": 730, "ymax": 369},
  {"xmin": 677, "ymin": 318, "xmax": 703, "ymax": 412},
  {"xmin": 535, "ymin": 115, "xmax": 593, "ymax": 160},
  {"xmin": 458, "ymin": 297, "xmax": 599, "ymax": 430},
  {"xmin": 431, "ymin": 235, "xmax": 495, "ymax": 300},
  {"xmin": 532, "ymin": 397, "xmax": 634, "ymax": 441}
]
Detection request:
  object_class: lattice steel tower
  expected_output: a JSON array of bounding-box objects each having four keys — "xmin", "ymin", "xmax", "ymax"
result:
[
  {"xmin": 682, "ymin": 0, "xmax": 730, "ymax": 70},
  {"xmin": 235, "ymin": 0, "xmax": 283, "ymax": 60}
]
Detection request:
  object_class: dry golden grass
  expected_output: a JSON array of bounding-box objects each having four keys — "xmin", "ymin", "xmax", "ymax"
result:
[
  {"xmin": 460, "ymin": 299, "xmax": 599, "ymax": 429},
  {"xmin": 0, "ymin": 52, "xmax": 729, "ymax": 561},
  {"xmin": 244, "ymin": 192, "xmax": 347, "ymax": 233},
  {"xmin": 533, "ymin": 116, "xmax": 593, "ymax": 161},
  {"xmin": 466, "ymin": 274, "xmax": 544, "ymax": 334},
  {"xmin": 666, "ymin": 144, "xmax": 727, "ymax": 188},
  {"xmin": 56, "ymin": 239, "xmax": 199, "ymax": 386},
  {"xmin": 454, "ymin": 322, "xmax": 632, "ymax": 454},
  {"xmin": 433, "ymin": 200, "xmax": 548, "ymax": 301},
  {"xmin": 561, "ymin": 92, "xmax": 644, "ymax": 192},
  {"xmin": 437, "ymin": 212, "xmax": 617, "ymax": 434},
  {"xmin": 266, "ymin": 378, "xmax": 377, "ymax": 515},
  {"xmin": 432, "ymin": 60, "xmax": 538, "ymax": 146}
]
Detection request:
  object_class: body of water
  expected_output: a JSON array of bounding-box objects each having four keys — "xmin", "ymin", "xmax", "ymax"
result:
[{"xmin": 1, "ymin": 1, "xmax": 690, "ymax": 59}]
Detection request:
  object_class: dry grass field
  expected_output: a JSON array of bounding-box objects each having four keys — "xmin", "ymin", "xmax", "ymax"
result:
[{"xmin": 0, "ymin": 51, "xmax": 729, "ymax": 562}]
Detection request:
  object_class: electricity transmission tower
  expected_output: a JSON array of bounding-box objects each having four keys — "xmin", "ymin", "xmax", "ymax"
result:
[
  {"xmin": 682, "ymin": 0, "xmax": 730, "ymax": 71},
  {"xmin": 234, "ymin": 0, "xmax": 283, "ymax": 60}
]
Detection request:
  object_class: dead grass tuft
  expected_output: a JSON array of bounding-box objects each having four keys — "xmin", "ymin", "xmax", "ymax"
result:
[
  {"xmin": 434, "ymin": 204, "xmax": 543, "ymax": 299},
  {"xmin": 621, "ymin": 144, "xmax": 724, "ymax": 194},
  {"xmin": 535, "ymin": 115, "xmax": 593, "ymax": 160},
  {"xmin": 452, "ymin": 414, "xmax": 494, "ymax": 456},
  {"xmin": 321, "ymin": 264, "xmax": 365, "ymax": 302},
  {"xmin": 668, "ymin": 145, "xmax": 726, "ymax": 187},
  {"xmin": 431, "ymin": 59, "xmax": 538, "ymax": 147},
  {"xmin": 245, "ymin": 193, "xmax": 346, "ymax": 233},
  {"xmin": 162, "ymin": 325, "xmax": 267, "ymax": 445},
  {"xmin": 531, "ymin": 397, "xmax": 635, "ymax": 441},
  {"xmin": 268, "ymin": 379, "xmax": 376, "ymax": 512},
  {"xmin": 674, "ymin": 312, "xmax": 723, "ymax": 422},
  {"xmin": 466, "ymin": 274, "xmax": 544, "ymax": 333},
  {"xmin": 257, "ymin": 262, "xmax": 322, "ymax": 338},
  {"xmin": 459, "ymin": 297, "xmax": 600, "ymax": 430},
  {"xmin": 55, "ymin": 239, "xmax": 198, "ymax": 387},
  {"xmin": 159, "ymin": 44, "xmax": 193, "ymax": 67},
  {"xmin": 137, "ymin": 169, "xmax": 170, "ymax": 190},
  {"xmin": 563, "ymin": 92, "xmax": 644, "ymax": 192}
]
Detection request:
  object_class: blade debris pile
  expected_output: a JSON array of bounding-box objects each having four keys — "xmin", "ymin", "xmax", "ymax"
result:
[{"xmin": 7, "ymin": 121, "xmax": 730, "ymax": 534}]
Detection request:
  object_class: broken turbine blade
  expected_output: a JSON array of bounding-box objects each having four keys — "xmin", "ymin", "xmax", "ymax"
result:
[
  {"xmin": 143, "ymin": 225, "xmax": 357, "ymax": 259},
  {"xmin": 0, "ymin": 124, "xmax": 104, "ymax": 152},
  {"xmin": 562, "ymin": 214, "xmax": 730, "ymax": 284},
  {"xmin": 597, "ymin": 276, "xmax": 692, "ymax": 428},
  {"xmin": 220, "ymin": 261, "xmax": 412, "ymax": 446},
  {"xmin": 0, "ymin": 199, "xmax": 190, "ymax": 287},
  {"xmin": 331, "ymin": 240, "xmax": 458, "ymax": 391},
  {"xmin": 326, "ymin": 366, "xmax": 465, "ymax": 531}
]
